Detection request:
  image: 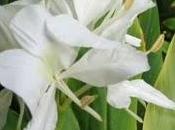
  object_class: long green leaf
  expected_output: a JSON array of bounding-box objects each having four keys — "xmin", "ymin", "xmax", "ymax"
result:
[
  {"xmin": 139, "ymin": 4, "xmax": 163, "ymax": 85},
  {"xmin": 143, "ymin": 36, "xmax": 175, "ymax": 130}
]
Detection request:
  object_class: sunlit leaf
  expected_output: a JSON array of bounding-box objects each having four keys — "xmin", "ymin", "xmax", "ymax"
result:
[{"xmin": 143, "ymin": 36, "xmax": 175, "ymax": 130}]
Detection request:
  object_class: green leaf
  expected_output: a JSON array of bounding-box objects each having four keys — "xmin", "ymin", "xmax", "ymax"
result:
[
  {"xmin": 16, "ymin": 97, "xmax": 25, "ymax": 130},
  {"xmin": 143, "ymin": 36, "xmax": 175, "ymax": 130},
  {"xmin": 163, "ymin": 18, "xmax": 175, "ymax": 30},
  {"xmin": 139, "ymin": 5, "xmax": 163, "ymax": 85},
  {"xmin": 57, "ymin": 107, "xmax": 80, "ymax": 130},
  {"xmin": 3, "ymin": 110, "xmax": 19, "ymax": 130},
  {"xmin": 108, "ymin": 101, "xmax": 137, "ymax": 130},
  {"xmin": 0, "ymin": 89, "xmax": 12, "ymax": 130},
  {"xmin": 88, "ymin": 88, "xmax": 107, "ymax": 130}
]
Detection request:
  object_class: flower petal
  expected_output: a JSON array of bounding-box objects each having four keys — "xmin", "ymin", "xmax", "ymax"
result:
[
  {"xmin": 10, "ymin": 5, "xmax": 52, "ymax": 57},
  {"xmin": 46, "ymin": 14, "xmax": 119, "ymax": 49},
  {"xmin": 72, "ymin": 0, "xmax": 112, "ymax": 25},
  {"xmin": 107, "ymin": 80, "xmax": 175, "ymax": 109},
  {"xmin": 10, "ymin": 5, "xmax": 77, "ymax": 68},
  {"xmin": 61, "ymin": 44, "xmax": 150, "ymax": 86},
  {"xmin": 0, "ymin": 49, "xmax": 50, "ymax": 115},
  {"xmin": 24, "ymin": 86, "xmax": 57, "ymax": 130},
  {"xmin": 101, "ymin": 0, "xmax": 155, "ymax": 41},
  {"xmin": 0, "ymin": 0, "xmax": 43, "ymax": 51}
]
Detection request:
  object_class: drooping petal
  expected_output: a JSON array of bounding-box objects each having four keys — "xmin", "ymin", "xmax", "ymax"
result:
[
  {"xmin": 107, "ymin": 80, "xmax": 175, "ymax": 109},
  {"xmin": 46, "ymin": 14, "xmax": 120, "ymax": 49},
  {"xmin": 61, "ymin": 44, "xmax": 150, "ymax": 87},
  {"xmin": 72, "ymin": 0, "xmax": 112, "ymax": 25},
  {"xmin": 24, "ymin": 86, "xmax": 57, "ymax": 130},
  {"xmin": 10, "ymin": 5, "xmax": 78, "ymax": 69},
  {"xmin": 0, "ymin": 49, "xmax": 50, "ymax": 116},
  {"xmin": 101, "ymin": 0, "xmax": 155, "ymax": 41}
]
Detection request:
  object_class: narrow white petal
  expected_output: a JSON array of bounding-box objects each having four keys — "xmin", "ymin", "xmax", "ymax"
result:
[
  {"xmin": 0, "ymin": 49, "xmax": 50, "ymax": 115},
  {"xmin": 46, "ymin": 15, "xmax": 120, "ymax": 49},
  {"xmin": 107, "ymin": 80, "xmax": 175, "ymax": 109},
  {"xmin": 24, "ymin": 86, "xmax": 57, "ymax": 130},
  {"xmin": 101, "ymin": 0, "xmax": 155, "ymax": 41},
  {"xmin": 72, "ymin": 0, "xmax": 112, "ymax": 25},
  {"xmin": 125, "ymin": 34, "xmax": 141, "ymax": 47},
  {"xmin": 61, "ymin": 44, "xmax": 150, "ymax": 87}
]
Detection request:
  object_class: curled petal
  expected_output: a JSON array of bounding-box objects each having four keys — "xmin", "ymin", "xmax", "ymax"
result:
[
  {"xmin": 107, "ymin": 80, "xmax": 175, "ymax": 109},
  {"xmin": 46, "ymin": 14, "xmax": 119, "ymax": 49}
]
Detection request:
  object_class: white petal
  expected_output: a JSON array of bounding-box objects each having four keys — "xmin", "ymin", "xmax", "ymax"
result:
[
  {"xmin": 72, "ymin": 0, "xmax": 112, "ymax": 25},
  {"xmin": 107, "ymin": 80, "xmax": 175, "ymax": 109},
  {"xmin": 61, "ymin": 44, "xmax": 150, "ymax": 86},
  {"xmin": 10, "ymin": 5, "xmax": 77, "ymax": 68},
  {"xmin": 46, "ymin": 14, "xmax": 120, "ymax": 49},
  {"xmin": 101, "ymin": 0, "xmax": 155, "ymax": 41},
  {"xmin": 0, "ymin": 49, "xmax": 50, "ymax": 115},
  {"xmin": 24, "ymin": 86, "xmax": 57, "ymax": 130},
  {"xmin": 125, "ymin": 34, "xmax": 141, "ymax": 47},
  {"xmin": 10, "ymin": 5, "xmax": 52, "ymax": 57}
]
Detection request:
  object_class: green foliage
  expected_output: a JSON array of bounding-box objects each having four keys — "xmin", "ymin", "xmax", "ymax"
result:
[
  {"xmin": 143, "ymin": 36, "xmax": 175, "ymax": 130},
  {"xmin": 0, "ymin": 89, "xmax": 12, "ymax": 130},
  {"xmin": 163, "ymin": 18, "xmax": 175, "ymax": 31}
]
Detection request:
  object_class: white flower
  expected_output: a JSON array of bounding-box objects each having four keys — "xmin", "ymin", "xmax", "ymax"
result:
[
  {"xmin": 0, "ymin": 1, "xmax": 174, "ymax": 130},
  {"xmin": 0, "ymin": 3, "xmax": 149, "ymax": 130}
]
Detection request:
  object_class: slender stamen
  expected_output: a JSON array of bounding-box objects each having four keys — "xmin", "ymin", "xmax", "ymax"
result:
[
  {"xmin": 125, "ymin": 108, "xmax": 143, "ymax": 123},
  {"xmin": 53, "ymin": 74, "xmax": 102, "ymax": 121},
  {"xmin": 146, "ymin": 34, "xmax": 165, "ymax": 55}
]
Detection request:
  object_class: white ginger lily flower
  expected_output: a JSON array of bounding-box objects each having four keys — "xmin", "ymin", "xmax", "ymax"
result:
[
  {"xmin": 46, "ymin": 0, "xmax": 175, "ymax": 114},
  {"xmin": 0, "ymin": 3, "xmax": 152, "ymax": 130},
  {"xmin": 0, "ymin": 1, "xmax": 174, "ymax": 130},
  {"xmin": 0, "ymin": 4, "xmax": 145, "ymax": 130}
]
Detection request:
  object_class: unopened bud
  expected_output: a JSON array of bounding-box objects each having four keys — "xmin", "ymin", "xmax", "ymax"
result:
[
  {"xmin": 147, "ymin": 34, "xmax": 165, "ymax": 54},
  {"xmin": 124, "ymin": 0, "xmax": 134, "ymax": 10},
  {"xmin": 81, "ymin": 95, "xmax": 97, "ymax": 108}
]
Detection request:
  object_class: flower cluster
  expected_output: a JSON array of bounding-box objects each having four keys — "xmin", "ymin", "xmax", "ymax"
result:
[{"xmin": 0, "ymin": 0, "xmax": 174, "ymax": 130}]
